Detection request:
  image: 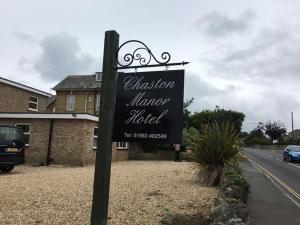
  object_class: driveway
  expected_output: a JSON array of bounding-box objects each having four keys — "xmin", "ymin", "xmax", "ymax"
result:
[{"xmin": 0, "ymin": 161, "xmax": 217, "ymax": 225}]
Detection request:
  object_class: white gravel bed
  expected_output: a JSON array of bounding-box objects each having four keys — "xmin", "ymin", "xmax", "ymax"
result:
[{"xmin": 0, "ymin": 161, "xmax": 218, "ymax": 225}]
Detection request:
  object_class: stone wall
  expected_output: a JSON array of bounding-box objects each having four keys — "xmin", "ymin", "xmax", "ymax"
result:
[
  {"xmin": 0, "ymin": 82, "xmax": 49, "ymax": 112},
  {"xmin": 51, "ymin": 120, "xmax": 87, "ymax": 166},
  {"xmin": 82, "ymin": 120, "xmax": 97, "ymax": 165},
  {"xmin": 0, "ymin": 118, "xmax": 50, "ymax": 165},
  {"xmin": 250, "ymin": 144, "xmax": 287, "ymax": 150},
  {"xmin": 128, "ymin": 143, "xmax": 174, "ymax": 160},
  {"xmin": 0, "ymin": 117, "xmax": 128, "ymax": 165},
  {"xmin": 132, "ymin": 151, "xmax": 174, "ymax": 160},
  {"xmin": 111, "ymin": 142, "xmax": 117, "ymax": 162},
  {"xmin": 116, "ymin": 149, "xmax": 129, "ymax": 161}
]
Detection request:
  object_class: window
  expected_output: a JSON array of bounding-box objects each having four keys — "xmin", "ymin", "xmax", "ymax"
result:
[
  {"xmin": 95, "ymin": 72, "xmax": 102, "ymax": 81},
  {"xmin": 28, "ymin": 96, "xmax": 38, "ymax": 111},
  {"xmin": 67, "ymin": 95, "xmax": 75, "ymax": 110},
  {"xmin": 93, "ymin": 127, "xmax": 98, "ymax": 150},
  {"xmin": 95, "ymin": 93, "xmax": 100, "ymax": 114},
  {"xmin": 116, "ymin": 142, "xmax": 128, "ymax": 149},
  {"xmin": 15, "ymin": 123, "xmax": 31, "ymax": 147}
]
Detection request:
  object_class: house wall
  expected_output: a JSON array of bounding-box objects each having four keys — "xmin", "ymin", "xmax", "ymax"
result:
[
  {"xmin": 82, "ymin": 120, "xmax": 97, "ymax": 165},
  {"xmin": 0, "ymin": 117, "xmax": 128, "ymax": 166},
  {"xmin": 0, "ymin": 82, "xmax": 49, "ymax": 112},
  {"xmin": 50, "ymin": 120, "xmax": 95, "ymax": 166},
  {"xmin": 55, "ymin": 90, "xmax": 99, "ymax": 114},
  {"xmin": 47, "ymin": 100, "xmax": 56, "ymax": 113},
  {"xmin": 116, "ymin": 149, "xmax": 129, "ymax": 161},
  {"xmin": 0, "ymin": 118, "xmax": 50, "ymax": 165}
]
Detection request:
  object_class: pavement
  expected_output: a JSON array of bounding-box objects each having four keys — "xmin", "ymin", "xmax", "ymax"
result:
[{"xmin": 241, "ymin": 159, "xmax": 300, "ymax": 225}]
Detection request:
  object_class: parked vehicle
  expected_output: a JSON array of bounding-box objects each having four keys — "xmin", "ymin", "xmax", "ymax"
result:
[
  {"xmin": 283, "ymin": 145, "xmax": 300, "ymax": 162},
  {"xmin": 0, "ymin": 125, "xmax": 26, "ymax": 172}
]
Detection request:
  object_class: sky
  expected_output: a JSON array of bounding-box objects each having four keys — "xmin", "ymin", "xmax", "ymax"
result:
[{"xmin": 1, "ymin": 0, "xmax": 300, "ymax": 132}]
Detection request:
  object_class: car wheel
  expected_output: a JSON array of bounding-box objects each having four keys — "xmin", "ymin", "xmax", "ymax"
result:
[
  {"xmin": 288, "ymin": 156, "xmax": 293, "ymax": 163},
  {"xmin": 0, "ymin": 165, "xmax": 15, "ymax": 173}
]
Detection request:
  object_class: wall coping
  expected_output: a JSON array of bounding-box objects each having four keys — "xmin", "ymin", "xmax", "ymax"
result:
[{"xmin": 0, "ymin": 113, "xmax": 98, "ymax": 121}]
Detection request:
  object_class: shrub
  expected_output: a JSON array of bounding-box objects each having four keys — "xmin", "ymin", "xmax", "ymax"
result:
[
  {"xmin": 221, "ymin": 162, "xmax": 249, "ymax": 203},
  {"xmin": 244, "ymin": 137, "xmax": 271, "ymax": 146},
  {"xmin": 188, "ymin": 122, "xmax": 242, "ymax": 186}
]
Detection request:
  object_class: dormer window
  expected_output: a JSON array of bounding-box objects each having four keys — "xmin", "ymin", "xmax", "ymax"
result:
[
  {"xmin": 28, "ymin": 96, "xmax": 38, "ymax": 111},
  {"xmin": 95, "ymin": 72, "xmax": 102, "ymax": 81}
]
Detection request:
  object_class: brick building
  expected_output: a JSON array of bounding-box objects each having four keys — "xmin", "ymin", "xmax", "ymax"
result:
[
  {"xmin": 0, "ymin": 76, "xmax": 52, "ymax": 112},
  {"xmin": 0, "ymin": 74, "xmax": 128, "ymax": 166},
  {"xmin": 52, "ymin": 72, "xmax": 102, "ymax": 114}
]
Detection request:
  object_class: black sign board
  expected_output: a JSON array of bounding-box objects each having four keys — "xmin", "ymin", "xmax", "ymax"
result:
[{"xmin": 113, "ymin": 70, "xmax": 184, "ymax": 144}]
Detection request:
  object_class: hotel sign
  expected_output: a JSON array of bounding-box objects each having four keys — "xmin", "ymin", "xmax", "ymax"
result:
[{"xmin": 113, "ymin": 70, "xmax": 184, "ymax": 144}]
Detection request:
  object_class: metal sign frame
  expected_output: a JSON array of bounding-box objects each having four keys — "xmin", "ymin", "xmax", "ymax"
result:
[{"xmin": 115, "ymin": 40, "xmax": 189, "ymax": 70}]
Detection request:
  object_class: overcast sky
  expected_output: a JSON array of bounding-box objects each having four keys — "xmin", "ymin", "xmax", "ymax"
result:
[{"xmin": 1, "ymin": 0, "xmax": 300, "ymax": 132}]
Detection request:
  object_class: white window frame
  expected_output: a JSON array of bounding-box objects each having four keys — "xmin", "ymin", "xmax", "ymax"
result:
[
  {"xmin": 116, "ymin": 142, "xmax": 128, "ymax": 150},
  {"xmin": 95, "ymin": 93, "xmax": 100, "ymax": 114},
  {"xmin": 96, "ymin": 73, "xmax": 102, "ymax": 81},
  {"xmin": 15, "ymin": 123, "xmax": 31, "ymax": 147},
  {"xmin": 93, "ymin": 127, "xmax": 98, "ymax": 150},
  {"xmin": 67, "ymin": 94, "xmax": 75, "ymax": 111},
  {"xmin": 28, "ymin": 96, "xmax": 38, "ymax": 111}
]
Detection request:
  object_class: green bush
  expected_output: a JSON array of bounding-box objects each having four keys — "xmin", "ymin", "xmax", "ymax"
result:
[
  {"xmin": 188, "ymin": 122, "xmax": 243, "ymax": 186},
  {"xmin": 221, "ymin": 162, "xmax": 249, "ymax": 203},
  {"xmin": 182, "ymin": 126, "xmax": 198, "ymax": 148},
  {"xmin": 244, "ymin": 137, "xmax": 271, "ymax": 146}
]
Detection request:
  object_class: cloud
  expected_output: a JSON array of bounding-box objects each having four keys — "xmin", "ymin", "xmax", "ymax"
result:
[
  {"xmin": 184, "ymin": 72, "xmax": 241, "ymax": 113},
  {"xmin": 13, "ymin": 31, "xmax": 36, "ymax": 43},
  {"xmin": 193, "ymin": 24, "xmax": 300, "ymax": 131},
  {"xmin": 202, "ymin": 27, "xmax": 300, "ymax": 81},
  {"xmin": 34, "ymin": 32, "xmax": 98, "ymax": 81},
  {"xmin": 195, "ymin": 8, "xmax": 255, "ymax": 38},
  {"xmin": 184, "ymin": 72, "xmax": 221, "ymax": 99}
]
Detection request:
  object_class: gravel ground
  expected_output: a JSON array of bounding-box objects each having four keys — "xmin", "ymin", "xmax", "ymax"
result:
[{"xmin": 0, "ymin": 161, "xmax": 218, "ymax": 225}]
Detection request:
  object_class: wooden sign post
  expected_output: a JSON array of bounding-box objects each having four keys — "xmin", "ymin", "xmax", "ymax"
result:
[{"xmin": 90, "ymin": 30, "xmax": 119, "ymax": 225}]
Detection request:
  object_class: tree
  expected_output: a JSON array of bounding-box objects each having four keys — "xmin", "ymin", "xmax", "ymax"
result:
[
  {"xmin": 189, "ymin": 106, "xmax": 245, "ymax": 132},
  {"xmin": 249, "ymin": 128, "xmax": 265, "ymax": 139},
  {"xmin": 183, "ymin": 97, "xmax": 194, "ymax": 128},
  {"xmin": 182, "ymin": 126, "xmax": 198, "ymax": 147},
  {"xmin": 264, "ymin": 120, "xmax": 287, "ymax": 141},
  {"xmin": 244, "ymin": 127, "xmax": 269, "ymax": 146}
]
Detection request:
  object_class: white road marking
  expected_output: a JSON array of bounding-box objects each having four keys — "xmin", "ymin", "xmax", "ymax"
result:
[
  {"xmin": 248, "ymin": 158, "xmax": 300, "ymax": 209},
  {"xmin": 247, "ymin": 149, "xmax": 300, "ymax": 166},
  {"xmin": 264, "ymin": 171, "xmax": 300, "ymax": 209},
  {"xmin": 288, "ymin": 163, "xmax": 300, "ymax": 169}
]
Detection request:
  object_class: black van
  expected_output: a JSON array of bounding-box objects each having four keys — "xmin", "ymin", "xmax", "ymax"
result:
[{"xmin": 0, "ymin": 125, "xmax": 26, "ymax": 173}]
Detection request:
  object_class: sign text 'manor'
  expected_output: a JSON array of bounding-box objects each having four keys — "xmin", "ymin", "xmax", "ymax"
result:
[{"xmin": 113, "ymin": 70, "xmax": 184, "ymax": 144}]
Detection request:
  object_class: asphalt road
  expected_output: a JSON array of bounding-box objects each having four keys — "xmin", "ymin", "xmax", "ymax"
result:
[
  {"xmin": 244, "ymin": 147, "xmax": 300, "ymax": 206},
  {"xmin": 244, "ymin": 148, "xmax": 300, "ymax": 225}
]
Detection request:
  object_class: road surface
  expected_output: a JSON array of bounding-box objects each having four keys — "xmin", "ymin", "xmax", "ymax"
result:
[{"xmin": 244, "ymin": 148, "xmax": 300, "ymax": 225}]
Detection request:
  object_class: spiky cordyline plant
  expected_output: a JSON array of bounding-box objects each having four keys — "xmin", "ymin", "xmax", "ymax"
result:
[{"xmin": 188, "ymin": 122, "xmax": 242, "ymax": 186}]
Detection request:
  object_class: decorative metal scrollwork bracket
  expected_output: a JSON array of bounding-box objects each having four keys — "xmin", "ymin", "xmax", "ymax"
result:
[{"xmin": 115, "ymin": 40, "xmax": 189, "ymax": 70}]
